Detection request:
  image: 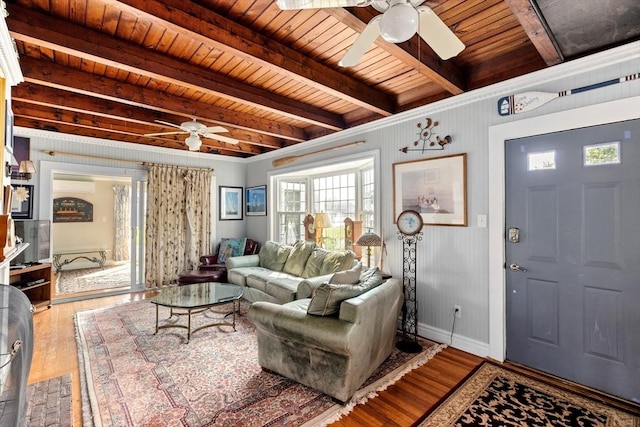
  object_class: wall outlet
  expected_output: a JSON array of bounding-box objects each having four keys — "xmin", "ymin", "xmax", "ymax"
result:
[{"xmin": 454, "ymin": 305, "xmax": 462, "ymax": 319}]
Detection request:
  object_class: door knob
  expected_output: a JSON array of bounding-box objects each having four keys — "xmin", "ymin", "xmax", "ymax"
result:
[{"xmin": 509, "ymin": 263, "xmax": 527, "ymax": 272}]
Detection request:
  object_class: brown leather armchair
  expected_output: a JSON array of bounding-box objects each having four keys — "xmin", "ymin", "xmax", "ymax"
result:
[
  {"xmin": 178, "ymin": 238, "xmax": 261, "ymax": 284},
  {"xmin": 199, "ymin": 238, "xmax": 261, "ymax": 270}
]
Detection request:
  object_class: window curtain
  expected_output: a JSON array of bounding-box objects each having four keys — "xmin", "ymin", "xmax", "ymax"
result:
[
  {"xmin": 112, "ymin": 184, "xmax": 131, "ymax": 261},
  {"xmin": 144, "ymin": 164, "xmax": 213, "ymax": 288}
]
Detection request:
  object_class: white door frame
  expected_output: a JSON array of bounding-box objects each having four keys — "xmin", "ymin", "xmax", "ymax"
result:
[{"xmin": 487, "ymin": 95, "xmax": 640, "ymax": 361}]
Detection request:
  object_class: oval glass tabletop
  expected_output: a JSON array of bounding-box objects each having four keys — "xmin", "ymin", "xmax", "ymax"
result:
[{"xmin": 151, "ymin": 282, "xmax": 243, "ymax": 310}]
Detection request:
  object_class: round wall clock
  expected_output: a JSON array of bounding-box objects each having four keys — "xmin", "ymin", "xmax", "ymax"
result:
[{"xmin": 397, "ymin": 209, "xmax": 423, "ymax": 236}]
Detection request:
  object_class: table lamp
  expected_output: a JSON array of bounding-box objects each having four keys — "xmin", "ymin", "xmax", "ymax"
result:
[
  {"xmin": 314, "ymin": 212, "xmax": 333, "ymax": 247},
  {"xmin": 355, "ymin": 229, "xmax": 381, "ymax": 268}
]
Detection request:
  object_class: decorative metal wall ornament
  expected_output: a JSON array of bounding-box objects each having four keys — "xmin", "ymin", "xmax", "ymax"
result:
[{"xmin": 400, "ymin": 117, "xmax": 452, "ymax": 153}]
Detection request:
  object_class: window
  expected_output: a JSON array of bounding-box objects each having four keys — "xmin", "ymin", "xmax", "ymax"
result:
[
  {"xmin": 584, "ymin": 141, "xmax": 620, "ymax": 166},
  {"xmin": 277, "ymin": 180, "xmax": 306, "ymax": 243},
  {"xmin": 274, "ymin": 157, "xmax": 375, "ymax": 250},
  {"xmin": 527, "ymin": 150, "xmax": 556, "ymax": 171}
]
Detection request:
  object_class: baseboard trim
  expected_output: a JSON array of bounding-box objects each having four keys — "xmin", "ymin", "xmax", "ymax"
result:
[{"xmin": 418, "ymin": 322, "xmax": 490, "ymax": 358}]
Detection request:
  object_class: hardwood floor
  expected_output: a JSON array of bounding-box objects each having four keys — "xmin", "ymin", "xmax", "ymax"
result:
[{"xmin": 29, "ymin": 291, "xmax": 484, "ymax": 427}]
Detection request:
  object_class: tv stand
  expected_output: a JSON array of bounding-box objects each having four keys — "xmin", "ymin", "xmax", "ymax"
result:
[{"xmin": 9, "ymin": 262, "xmax": 53, "ymax": 312}]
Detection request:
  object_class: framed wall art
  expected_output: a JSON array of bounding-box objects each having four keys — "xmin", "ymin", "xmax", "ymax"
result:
[
  {"xmin": 246, "ymin": 185, "xmax": 267, "ymax": 216},
  {"xmin": 219, "ymin": 186, "xmax": 243, "ymax": 220},
  {"xmin": 53, "ymin": 197, "xmax": 94, "ymax": 222},
  {"xmin": 393, "ymin": 153, "xmax": 467, "ymax": 226},
  {"xmin": 11, "ymin": 185, "xmax": 34, "ymax": 219}
]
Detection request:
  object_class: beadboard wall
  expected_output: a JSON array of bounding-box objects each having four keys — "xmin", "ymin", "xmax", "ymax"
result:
[
  {"xmin": 245, "ymin": 42, "xmax": 640, "ymax": 357},
  {"xmin": 15, "ymin": 132, "xmax": 248, "ymax": 248},
  {"xmin": 13, "ymin": 42, "xmax": 640, "ymax": 358}
]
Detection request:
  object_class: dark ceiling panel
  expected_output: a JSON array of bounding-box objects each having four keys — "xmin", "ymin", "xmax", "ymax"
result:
[{"xmin": 534, "ymin": 0, "xmax": 640, "ymax": 58}]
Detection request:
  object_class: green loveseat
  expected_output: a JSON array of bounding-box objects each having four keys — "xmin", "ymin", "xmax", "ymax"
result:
[
  {"xmin": 247, "ymin": 271, "xmax": 403, "ymax": 402},
  {"xmin": 226, "ymin": 240, "xmax": 357, "ymax": 304}
]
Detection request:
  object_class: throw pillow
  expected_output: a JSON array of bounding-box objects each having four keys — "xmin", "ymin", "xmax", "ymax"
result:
[
  {"xmin": 301, "ymin": 248, "xmax": 331, "ymax": 278},
  {"xmin": 307, "ymin": 267, "xmax": 383, "ymax": 316},
  {"xmin": 283, "ymin": 240, "xmax": 316, "ymax": 277},
  {"xmin": 258, "ymin": 240, "xmax": 293, "ymax": 271},
  {"xmin": 217, "ymin": 237, "xmax": 247, "ymax": 263},
  {"xmin": 319, "ymin": 250, "xmax": 356, "ymax": 276},
  {"xmin": 329, "ymin": 263, "xmax": 362, "ymax": 284}
]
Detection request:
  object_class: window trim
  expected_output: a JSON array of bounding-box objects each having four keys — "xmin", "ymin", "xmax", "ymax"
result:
[{"xmin": 268, "ymin": 149, "xmax": 380, "ymax": 242}]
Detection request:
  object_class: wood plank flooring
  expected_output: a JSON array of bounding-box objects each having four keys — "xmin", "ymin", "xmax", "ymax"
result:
[{"xmin": 29, "ymin": 291, "xmax": 484, "ymax": 426}]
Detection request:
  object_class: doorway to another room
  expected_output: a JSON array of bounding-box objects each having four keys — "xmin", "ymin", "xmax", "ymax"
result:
[
  {"xmin": 52, "ymin": 173, "xmax": 133, "ymax": 298},
  {"xmin": 37, "ymin": 160, "xmax": 148, "ymax": 302}
]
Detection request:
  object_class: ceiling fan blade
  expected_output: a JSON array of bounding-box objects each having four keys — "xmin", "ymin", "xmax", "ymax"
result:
[
  {"xmin": 339, "ymin": 16, "xmax": 381, "ymax": 67},
  {"xmin": 276, "ymin": 0, "xmax": 371, "ymax": 10},
  {"xmin": 144, "ymin": 131, "xmax": 188, "ymax": 137},
  {"xmin": 201, "ymin": 126, "xmax": 229, "ymax": 134},
  {"xmin": 154, "ymin": 120, "xmax": 186, "ymax": 131},
  {"xmin": 202, "ymin": 133, "xmax": 240, "ymax": 145},
  {"xmin": 417, "ymin": 6, "xmax": 464, "ymax": 60}
]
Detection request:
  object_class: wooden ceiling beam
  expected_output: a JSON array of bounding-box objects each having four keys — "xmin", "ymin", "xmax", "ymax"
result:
[
  {"xmin": 114, "ymin": 0, "xmax": 395, "ymax": 117},
  {"xmin": 16, "ymin": 57, "xmax": 303, "ymax": 144},
  {"xmin": 329, "ymin": 7, "xmax": 466, "ymax": 95},
  {"xmin": 503, "ymin": 0, "xmax": 562, "ymax": 65},
  {"xmin": 12, "ymin": 81, "xmax": 283, "ymax": 150},
  {"xmin": 11, "ymin": 101, "xmax": 263, "ymax": 156},
  {"xmin": 6, "ymin": 4, "xmax": 345, "ymax": 131}
]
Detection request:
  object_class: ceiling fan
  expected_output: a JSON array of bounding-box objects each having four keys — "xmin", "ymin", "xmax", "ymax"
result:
[
  {"xmin": 276, "ymin": 0, "xmax": 465, "ymax": 67},
  {"xmin": 144, "ymin": 119, "xmax": 239, "ymax": 151}
]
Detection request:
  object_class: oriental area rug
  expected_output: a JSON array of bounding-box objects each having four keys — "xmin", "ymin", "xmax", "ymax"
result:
[
  {"xmin": 56, "ymin": 263, "xmax": 131, "ymax": 296},
  {"xmin": 75, "ymin": 300, "xmax": 445, "ymax": 427},
  {"xmin": 418, "ymin": 362, "xmax": 640, "ymax": 427}
]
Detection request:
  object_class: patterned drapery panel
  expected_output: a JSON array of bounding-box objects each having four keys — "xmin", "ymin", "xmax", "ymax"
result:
[
  {"xmin": 145, "ymin": 164, "xmax": 212, "ymax": 288},
  {"xmin": 112, "ymin": 184, "xmax": 131, "ymax": 262}
]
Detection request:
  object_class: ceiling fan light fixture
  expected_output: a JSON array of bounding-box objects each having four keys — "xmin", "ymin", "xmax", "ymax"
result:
[
  {"xmin": 185, "ymin": 134, "xmax": 202, "ymax": 151},
  {"xmin": 379, "ymin": 2, "xmax": 418, "ymax": 43}
]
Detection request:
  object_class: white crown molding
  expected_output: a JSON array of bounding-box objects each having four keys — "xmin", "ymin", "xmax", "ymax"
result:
[
  {"xmin": 249, "ymin": 40, "xmax": 640, "ymax": 163},
  {"xmin": 15, "ymin": 126, "xmax": 246, "ymax": 164},
  {"xmin": 0, "ymin": 2, "xmax": 23, "ymax": 86}
]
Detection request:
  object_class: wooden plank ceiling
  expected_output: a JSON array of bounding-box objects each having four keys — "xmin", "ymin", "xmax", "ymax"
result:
[{"xmin": 3, "ymin": 0, "xmax": 576, "ymax": 157}]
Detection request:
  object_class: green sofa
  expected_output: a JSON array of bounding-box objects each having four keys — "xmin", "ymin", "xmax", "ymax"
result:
[
  {"xmin": 226, "ymin": 240, "xmax": 357, "ymax": 304},
  {"xmin": 247, "ymin": 272, "xmax": 403, "ymax": 402}
]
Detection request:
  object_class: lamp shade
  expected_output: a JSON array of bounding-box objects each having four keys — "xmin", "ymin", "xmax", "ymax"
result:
[
  {"xmin": 18, "ymin": 160, "xmax": 37, "ymax": 174},
  {"xmin": 314, "ymin": 212, "xmax": 333, "ymax": 229},
  {"xmin": 185, "ymin": 135, "xmax": 202, "ymax": 151},
  {"xmin": 355, "ymin": 231, "xmax": 382, "ymax": 247},
  {"xmin": 379, "ymin": 2, "xmax": 419, "ymax": 43}
]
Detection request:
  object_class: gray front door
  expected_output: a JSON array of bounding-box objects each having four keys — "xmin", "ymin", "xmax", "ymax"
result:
[{"xmin": 505, "ymin": 119, "xmax": 640, "ymax": 402}]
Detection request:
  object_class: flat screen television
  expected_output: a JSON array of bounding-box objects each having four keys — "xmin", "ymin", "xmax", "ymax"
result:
[{"xmin": 12, "ymin": 220, "xmax": 51, "ymax": 265}]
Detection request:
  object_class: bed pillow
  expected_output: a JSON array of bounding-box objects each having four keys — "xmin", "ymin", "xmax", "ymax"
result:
[{"xmin": 217, "ymin": 237, "xmax": 247, "ymax": 263}]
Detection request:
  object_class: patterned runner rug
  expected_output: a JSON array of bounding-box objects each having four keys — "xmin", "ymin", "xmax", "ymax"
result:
[
  {"xmin": 75, "ymin": 300, "xmax": 444, "ymax": 427},
  {"xmin": 418, "ymin": 362, "xmax": 640, "ymax": 426},
  {"xmin": 56, "ymin": 263, "xmax": 131, "ymax": 295},
  {"xmin": 26, "ymin": 374, "xmax": 73, "ymax": 427}
]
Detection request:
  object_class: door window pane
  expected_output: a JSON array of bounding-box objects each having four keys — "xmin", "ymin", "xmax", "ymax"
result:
[
  {"xmin": 528, "ymin": 151, "xmax": 556, "ymax": 171},
  {"xmin": 584, "ymin": 141, "xmax": 620, "ymax": 166}
]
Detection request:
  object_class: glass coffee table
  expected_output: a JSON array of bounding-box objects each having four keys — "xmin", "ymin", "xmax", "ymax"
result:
[{"xmin": 151, "ymin": 282, "xmax": 243, "ymax": 343}]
